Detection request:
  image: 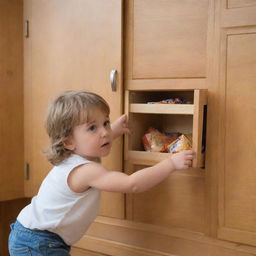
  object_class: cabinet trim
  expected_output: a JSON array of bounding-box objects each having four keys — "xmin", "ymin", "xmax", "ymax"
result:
[
  {"xmin": 74, "ymin": 235, "xmax": 174, "ymax": 256},
  {"xmin": 126, "ymin": 78, "xmax": 207, "ymax": 90},
  {"xmin": 218, "ymin": 227, "xmax": 256, "ymax": 247},
  {"xmin": 130, "ymin": 103, "xmax": 194, "ymax": 115},
  {"xmin": 192, "ymin": 89, "xmax": 207, "ymax": 168},
  {"xmin": 75, "ymin": 217, "xmax": 256, "ymax": 256},
  {"xmin": 221, "ymin": 5, "xmax": 256, "ymax": 28}
]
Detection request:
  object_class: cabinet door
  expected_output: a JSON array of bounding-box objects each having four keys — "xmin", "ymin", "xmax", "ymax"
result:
[
  {"xmin": 125, "ymin": 0, "xmax": 209, "ymax": 90},
  {"xmin": 217, "ymin": 2, "xmax": 256, "ymax": 246},
  {"xmin": 0, "ymin": 0, "xmax": 23, "ymax": 201},
  {"xmin": 24, "ymin": 0, "xmax": 124, "ymax": 218}
]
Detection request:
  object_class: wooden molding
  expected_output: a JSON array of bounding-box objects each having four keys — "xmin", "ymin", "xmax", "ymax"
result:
[
  {"xmin": 74, "ymin": 235, "xmax": 176, "ymax": 256},
  {"xmin": 74, "ymin": 217, "xmax": 256, "ymax": 256},
  {"xmin": 126, "ymin": 79, "xmax": 207, "ymax": 91}
]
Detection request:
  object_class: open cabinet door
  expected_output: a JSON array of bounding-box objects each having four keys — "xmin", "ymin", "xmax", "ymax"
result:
[{"xmin": 24, "ymin": 0, "xmax": 124, "ymax": 218}]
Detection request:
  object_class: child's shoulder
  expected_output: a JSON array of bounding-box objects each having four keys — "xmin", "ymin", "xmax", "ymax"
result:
[
  {"xmin": 67, "ymin": 160, "xmax": 103, "ymax": 193},
  {"xmin": 56, "ymin": 154, "xmax": 95, "ymax": 168}
]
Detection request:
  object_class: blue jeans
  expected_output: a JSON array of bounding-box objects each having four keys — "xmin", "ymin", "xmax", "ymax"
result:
[{"xmin": 8, "ymin": 220, "xmax": 71, "ymax": 256}]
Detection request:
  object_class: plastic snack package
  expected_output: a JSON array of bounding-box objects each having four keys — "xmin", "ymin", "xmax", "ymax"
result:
[
  {"xmin": 164, "ymin": 131, "xmax": 181, "ymax": 139},
  {"xmin": 142, "ymin": 127, "xmax": 176, "ymax": 152},
  {"xmin": 147, "ymin": 98, "xmax": 188, "ymax": 104},
  {"xmin": 167, "ymin": 134, "xmax": 192, "ymax": 153}
]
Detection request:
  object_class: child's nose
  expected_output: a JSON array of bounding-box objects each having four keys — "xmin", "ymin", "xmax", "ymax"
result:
[{"xmin": 101, "ymin": 127, "xmax": 109, "ymax": 137}]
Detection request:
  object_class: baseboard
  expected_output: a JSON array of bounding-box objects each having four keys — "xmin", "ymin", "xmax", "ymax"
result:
[
  {"xmin": 74, "ymin": 217, "xmax": 256, "ymax": 256},
  {"xmin": 74, "ymin": 235, "xmax": 176, "ymax": 256}
]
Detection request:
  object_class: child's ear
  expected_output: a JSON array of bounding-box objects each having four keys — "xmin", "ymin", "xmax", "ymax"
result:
[{"xmin": 62, "ymin": 136, "xmax": 75, "ymax": 151}]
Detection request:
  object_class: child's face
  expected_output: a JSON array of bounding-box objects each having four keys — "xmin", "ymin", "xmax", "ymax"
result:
[{"xmin": 66, "ymin": 108, "xmax": 112, "ymax": 160}]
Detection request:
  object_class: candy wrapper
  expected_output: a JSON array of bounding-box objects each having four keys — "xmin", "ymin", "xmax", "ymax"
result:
[
  {"xmin": 147, "ymin": 98, "xmax": 190, "ymax": 104},
  {"xmin": 142, "ymin": 128, "xmax": 176, "ymax": 152},
  {"xmin": 167, "ymin": 134, "xmax": 192, "ymax": 153}
]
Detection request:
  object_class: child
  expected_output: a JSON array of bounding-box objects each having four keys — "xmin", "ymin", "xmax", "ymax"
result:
[{"xmin": 8, "ymin": 90, "xmax": 193, "ymax": 256}]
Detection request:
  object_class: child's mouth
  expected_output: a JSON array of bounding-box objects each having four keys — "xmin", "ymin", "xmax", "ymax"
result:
[{"xmin": 101, "ymin": 142, "xmax": 110, "ymax": 147}]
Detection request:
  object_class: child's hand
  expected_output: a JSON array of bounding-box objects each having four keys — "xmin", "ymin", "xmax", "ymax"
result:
[
  {"xmin": 170, "ymin": 150, "xmax": 194, "ymax": 170},
  {"xmin": 111, "ymin": 114, "xmax": 131, "ymax": 139}
]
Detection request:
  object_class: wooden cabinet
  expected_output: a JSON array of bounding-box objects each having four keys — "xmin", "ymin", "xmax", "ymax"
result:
[
  {"xmin": 0, "ymin": 0, "xmax": 24, "ymax": 201},
  {"xmin": 125, "ymin": 89, "xmax": 207, "ymax": 168},
  {"xmin": 76, "ymin": 0, "xmax": 256, "ymax": 255},
  {"xmin": 216, "ymin": 1, "xmax": 256, "ymax": 246},
  {"xmin": 23, "ymin": 0, "xmax": 124, "ymax": 218},
  {"xmin": 124, "ymin": 89, "xmax": 207, "ymax": 232},
  {"xmin": 1, "ymin": 0, "xmax": 256, "ymax": 255},
  {"xmin": 121, "ymin": 0, "xmax": 210, "ymax": 240}
]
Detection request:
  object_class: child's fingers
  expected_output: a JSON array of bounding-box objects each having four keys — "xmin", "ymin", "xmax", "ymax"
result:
[
  {"xmin": 124, "ymin": 127, "xmax": 132, "ymax": 135},
  {"xmin": 184, "ymin": 150, "xmax": 195, "ymax": 158},
  {"xmin": 186, "ymin": 154, "xmax": 193, "ymax": 160},
  {"xmin": 124, "ymin": 118, "xmax": 133, "ymax": 134},
  {"xmin": 184, "ymin": 149, "xmax": 193, "ymax": 154},
  {"xmin": 185, "ymin": 160, "xmax": 192, "ymax": 165},
  {"xmin": 116, "ymin": 114, "xmax": 127, "ymax": 124},
  {"xmin": 184, "ymin": 163, "xmax": 190, "ymax": 168},
  {"xmin": 120, "ymin": 114, "xmax": 127, "ymax": 122}
]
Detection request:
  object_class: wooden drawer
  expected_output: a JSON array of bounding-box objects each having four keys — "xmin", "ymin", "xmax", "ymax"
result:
[{"xmin": 124, "ymin": 90, "xmax": 207, "ymax": 168}]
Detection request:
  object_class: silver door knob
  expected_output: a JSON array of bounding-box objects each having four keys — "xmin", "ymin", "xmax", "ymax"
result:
[{"xmin": 110, "ymin": 70, "xmax": 117, "ymax": 92}]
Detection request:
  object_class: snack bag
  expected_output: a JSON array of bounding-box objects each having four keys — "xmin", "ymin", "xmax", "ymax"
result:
[
  {"xmin": 142, "ymin": 127, "xmax": 176, "ymax": 152},
  {"xmin": 147, "ymin": 98, "xmax": 188, "ymax": 104},
  {"xmin": 167, "ymin": 134, "xmax": 192, "ymax": 153}
]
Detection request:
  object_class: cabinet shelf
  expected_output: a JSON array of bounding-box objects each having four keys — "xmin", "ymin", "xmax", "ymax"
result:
[
  {"xmin": 130, "ymin": 103, "xmax": 194, "ymax": 115},
  {"xmin": 126, "ymin": 150, "xmax": 168, "ymax": 165},
  {"xmin": 126, "ymin": 150, "xmax": 205, "ymax": 173}
]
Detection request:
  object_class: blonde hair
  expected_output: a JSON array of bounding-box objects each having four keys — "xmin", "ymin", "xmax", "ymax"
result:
[{"xmin": 45, "ymin": 90, "xmax": 110, "ymax": 165}]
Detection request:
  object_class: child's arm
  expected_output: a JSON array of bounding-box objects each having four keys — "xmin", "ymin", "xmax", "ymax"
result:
[
  {"xmin": 68, "ymin": 150, "xmax": 193, "ymax": 194},
  {"xmin": 111, "ymin": 114, "xmax": 131, "ymax": 140}
]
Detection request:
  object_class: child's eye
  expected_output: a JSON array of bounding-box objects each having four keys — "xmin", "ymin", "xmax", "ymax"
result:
[
  {"xmin": 88, "ymin": 125, "xmax": 97, "ymax": 131},
  {"xmin": 104, "ymin": 120, "xmax": 110, "ymax": 127}
]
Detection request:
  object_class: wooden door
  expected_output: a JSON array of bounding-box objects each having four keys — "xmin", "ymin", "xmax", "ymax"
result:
[
  {"xmin": 24, "ymin": 0, "xmax": 124, "ymax": 218},
  {"xmin": 0, "ymin": 0, "xmax": 23, "ymax": 201},
  {"xmin": 125, "ymin": 0, "xmax": 210, "ymax": 90},
  {"xmin": 216, "ymin": 0, "xmax": 256, "ymax": 246}
]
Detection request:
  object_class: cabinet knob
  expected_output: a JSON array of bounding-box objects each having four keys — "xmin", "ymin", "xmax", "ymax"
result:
[{"xmin": 110, "ymin": 70, "xmax": 117, "ymax": 92}]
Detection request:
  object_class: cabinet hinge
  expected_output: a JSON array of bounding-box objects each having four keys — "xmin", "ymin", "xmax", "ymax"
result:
[
  {"xmin": 24, "ymin": 20, "xmax": 29, "ymax": 38},
  {"xmin": 24, "ymin": 163, "xmax": 30, "ymax": 180}
]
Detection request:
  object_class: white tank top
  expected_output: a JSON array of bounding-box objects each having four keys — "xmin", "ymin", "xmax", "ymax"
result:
[{"xmin": 17, "ymin": 154, "xmax": 101, "ymax": 245}]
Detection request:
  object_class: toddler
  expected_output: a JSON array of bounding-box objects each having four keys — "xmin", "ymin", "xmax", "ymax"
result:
[{"xmin": 8, "ymin": 90, "xmax": 193, "ymax": 255}]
